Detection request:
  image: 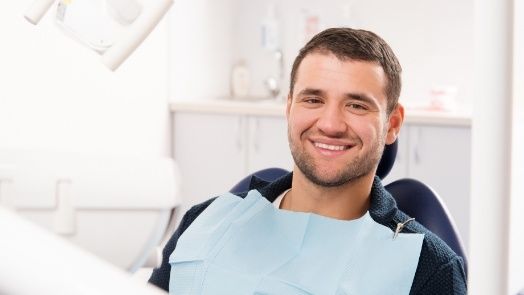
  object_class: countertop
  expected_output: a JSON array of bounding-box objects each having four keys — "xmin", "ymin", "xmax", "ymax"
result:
[{"xmin": 170, "ymin": 99, "xmax": 471, "ymax": 127}]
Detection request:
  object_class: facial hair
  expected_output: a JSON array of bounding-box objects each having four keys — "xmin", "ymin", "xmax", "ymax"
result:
[{"xmin": 288, "ymin": 128, "xmax": 386, "ymax": 187}]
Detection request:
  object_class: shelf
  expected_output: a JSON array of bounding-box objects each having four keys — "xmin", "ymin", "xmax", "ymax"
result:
[{"xmin": 170, "ymin": 99, "xmax": 472, "ymax": 127}]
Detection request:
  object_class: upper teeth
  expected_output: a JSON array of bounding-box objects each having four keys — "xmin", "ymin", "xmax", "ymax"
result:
[{"xmin": 315, "ymin": 142, "xmax": 347, "ymax": 151}]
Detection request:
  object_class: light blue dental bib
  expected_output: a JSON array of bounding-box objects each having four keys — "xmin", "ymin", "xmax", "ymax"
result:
[{"xmin": 169, "ymin": 190, "xmax": 424, "ymax": 295}]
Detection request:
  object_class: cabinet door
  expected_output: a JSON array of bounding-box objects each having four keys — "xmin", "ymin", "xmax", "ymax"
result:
[
  {"xmin": 247, "ymin": 116, "xmax": 294, "ymax": 174},
  {"xmin": 173, "ymin": 112, "xmax": 247, "ymax": 208},
  {"xmin": 408, "ymin": 125, "xmax": 471, "ymax": 248}
]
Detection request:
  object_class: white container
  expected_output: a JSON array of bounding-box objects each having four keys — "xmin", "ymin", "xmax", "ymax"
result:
[
  {"xmin": 300, "ymin": 9, "xmax": 321, "ymax": 44},
  {"xmin": 231, "ymin": 60, "xmax": 251, "ymax": 98},
  {"xmin": 429, "ymin": 86, "xmax": 458, "ymax": 111},
  {"xmin": 261, "ymin": 3, "xmax": 280, "ymax": 51}
]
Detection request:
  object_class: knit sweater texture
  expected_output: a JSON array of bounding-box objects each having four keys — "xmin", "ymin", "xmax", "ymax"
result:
[{"xmin": 149, "ymin": 173, "xmax": 467, "ymax": 294}]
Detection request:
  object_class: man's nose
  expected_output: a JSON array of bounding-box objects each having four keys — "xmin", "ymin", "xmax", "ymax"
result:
[{"xmin": 316, "ymin": 105, "xmax": 348, "ymax": 136}]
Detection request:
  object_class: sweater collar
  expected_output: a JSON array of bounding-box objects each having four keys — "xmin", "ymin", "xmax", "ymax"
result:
[{"xmin": 250, "ymin": 172, "xmax": 398, "ymax": 224}]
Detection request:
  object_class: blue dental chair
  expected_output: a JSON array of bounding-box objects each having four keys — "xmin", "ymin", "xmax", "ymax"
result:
[{"xmin": 229, "ymin": 140, "xmax": 468, "ymax": 273}]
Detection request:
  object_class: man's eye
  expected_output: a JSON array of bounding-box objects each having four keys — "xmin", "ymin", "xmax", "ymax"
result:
[
  {"xmin": 347, "ymin": 103, "xmax": 369, "ymax": 114},
  {"xmin": 304, "ymin": 98, "xmax": 322, "ymax": 104},
  {"xmin": 348, "ymin": 103, "xmax": 366, "ymax": 110}
]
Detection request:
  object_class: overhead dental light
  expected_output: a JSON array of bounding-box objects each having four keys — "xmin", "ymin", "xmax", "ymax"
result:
[{"xmin": 24, "ymin": 0, "xmax": 173, "ymax": 70}]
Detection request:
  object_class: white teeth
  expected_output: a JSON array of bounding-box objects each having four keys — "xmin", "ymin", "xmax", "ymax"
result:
[{"xmin": 314, "ymin": 142, "xmax": 347, "ymax": 151}]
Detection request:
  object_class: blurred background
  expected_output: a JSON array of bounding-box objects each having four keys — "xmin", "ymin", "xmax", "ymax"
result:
[{"xmin": 0, "ymin": 0, "xmax": 522, "ymax": 294}]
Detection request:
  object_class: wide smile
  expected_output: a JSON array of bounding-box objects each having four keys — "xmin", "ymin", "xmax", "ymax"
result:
[
  {"xmin": 311, "ymin": 140, "xmax": 354, "ymax": 156},
  {"xmin": 314, "ymin": 142, "xmax": 348, "ymax": 151}
]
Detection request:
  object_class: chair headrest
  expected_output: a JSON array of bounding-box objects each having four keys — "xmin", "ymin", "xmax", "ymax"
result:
[{"xmin": 376, "ymin": 140, "xmax": 398, "ymax": 180}]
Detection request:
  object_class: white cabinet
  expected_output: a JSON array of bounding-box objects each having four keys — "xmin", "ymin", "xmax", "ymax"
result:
[
  {"xmin": 384, "ymin": 124, "xmax": 471, "ymax": 250},
  {"xmin": 246, "ymin": 116, "xmax": 293, "ymax": 173},
  {"xmin": 408, "ymin": 125, "xmax": 471, "ymax": 249},
  {"xmin": 172, "ymin": 111, "xmax": 293, "ymax": 209},
  {"xmin": 173, "ymin": 112, "xmax": 246, "ymax": 208}
]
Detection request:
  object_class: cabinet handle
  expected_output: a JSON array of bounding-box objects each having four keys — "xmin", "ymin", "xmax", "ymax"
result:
[
  {"xmin": 414, "ymin": 147, "xmax": 420, "ymax": 165},
  {"xmin": 253, "ymin": 119, "xmax": 260, "ymax": 152},
  {"xmin": 236, "ymin": 117, "xmax": 243, "ymax": 151},
  {"xmin": 413, "ymin": 128, "xmax": 422, "ymax": 165}
]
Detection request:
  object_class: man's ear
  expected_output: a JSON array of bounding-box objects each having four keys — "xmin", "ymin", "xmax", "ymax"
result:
[
  {"xmin": 385, "ymin": 103, "xmax": 404, "ymax": 145},
  {"xmin": 286, "ymin": 93, "xmax": 292, "ymax": 119}
]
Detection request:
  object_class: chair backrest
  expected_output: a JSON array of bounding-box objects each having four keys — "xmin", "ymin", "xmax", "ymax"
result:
[
  {"xmin": 229, "ymin": 141, "xmax": 468, "ymax": 272},
  {"xmin": 376, "ymin": 140, "xmax": 398, "ymax": 180}
]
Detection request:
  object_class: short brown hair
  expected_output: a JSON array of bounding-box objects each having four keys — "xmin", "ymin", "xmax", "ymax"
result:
[{"xmin": 289, "ymin": 28, "xmax": 402, "ymax": 113}]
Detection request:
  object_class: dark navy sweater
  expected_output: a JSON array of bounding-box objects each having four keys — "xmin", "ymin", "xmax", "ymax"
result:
[{"xmin": 149, "ymin": 173, "xmax": 467, "ymax": 294}]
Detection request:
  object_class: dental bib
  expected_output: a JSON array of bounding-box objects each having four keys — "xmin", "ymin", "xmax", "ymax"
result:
[{"xmin": 169, "ymin": 190, "xmax": 423, "ymax": 295}]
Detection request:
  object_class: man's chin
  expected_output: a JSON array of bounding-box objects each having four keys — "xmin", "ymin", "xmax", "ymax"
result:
[
  {"xmin": 302, "ymin": 167, "xmax": 374, "ymax": 188},
  {"xmin": 305, "ymin": 172, "xmax": 354, "ymax": 188}
]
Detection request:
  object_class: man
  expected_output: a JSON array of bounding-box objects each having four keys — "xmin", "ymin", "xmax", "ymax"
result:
[{"xmin": 149, "ymin": 28, "xmax": 467, "ymax": 294}]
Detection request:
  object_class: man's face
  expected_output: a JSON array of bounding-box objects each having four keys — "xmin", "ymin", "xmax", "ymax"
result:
[{"xmin": 286, "ymin": 52, "xmax": 402, "ymax": 187}]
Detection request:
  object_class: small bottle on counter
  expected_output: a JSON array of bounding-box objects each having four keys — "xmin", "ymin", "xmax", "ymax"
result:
[
  {"xmin": 231, "ymin": 60, "xmax": 250, "ymax": 99},
  {"xmin": 261, "ymin": 3, "xmax": 280, "ymax": 51}
]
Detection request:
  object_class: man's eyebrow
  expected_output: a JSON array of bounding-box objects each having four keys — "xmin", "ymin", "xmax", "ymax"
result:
[
  {"xmin": 296, "ymin": 88, "xmax": 325, "ymax": 97},
  {"xmin": 296, "ymin": 88, "xmax": 380, "ymax": 107}
]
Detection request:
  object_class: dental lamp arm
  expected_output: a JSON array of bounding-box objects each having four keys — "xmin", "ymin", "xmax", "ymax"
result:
[
  {"xmin": 101, "ymin": 0, "xmax": 173, "ymax": 70},
  {"xmin": 24, "ymin": 0, "xmax": 55, "ymax": 25},
  {"xmin": 23, "ymin": 0, "xmax": 174, "ymax": 71}
]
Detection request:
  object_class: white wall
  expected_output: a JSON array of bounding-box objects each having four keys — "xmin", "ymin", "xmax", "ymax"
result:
[
  {"xmin": 469, "ymin": 0, "xmax": 512, "ymax": 293},
  {"xmin": 230, "ymin": 0, "xmax": 474, "ymax": 110},
  {"xmin": 509, "ymin": 1, "xmax": 524, "ymax": 293},
  {"xmin": 0, "ymin": 1, "xmax": 170, "ymax": 157},
  {"xmin": 168, "ymin": 0, "xmax": 235, "ymax": 101}
]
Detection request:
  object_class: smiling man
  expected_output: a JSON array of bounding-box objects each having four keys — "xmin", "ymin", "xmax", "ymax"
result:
[
  {"xmin": 149, "ymin": 28, "xmax": 467, "ymax": 294},
  {"xmin": 284, "ymin": 49, "xmax": 399, "ymax": 221}
]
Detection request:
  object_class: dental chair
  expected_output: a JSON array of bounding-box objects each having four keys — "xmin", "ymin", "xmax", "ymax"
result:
[{"xmin": 229, "ymin": 140, "xmax": 468, "ymax": 273}]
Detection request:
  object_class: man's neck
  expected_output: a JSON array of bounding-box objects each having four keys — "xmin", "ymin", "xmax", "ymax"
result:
[{"xmin": 281, "ymin": 169, "xmax": 374, "ymax": 220}]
